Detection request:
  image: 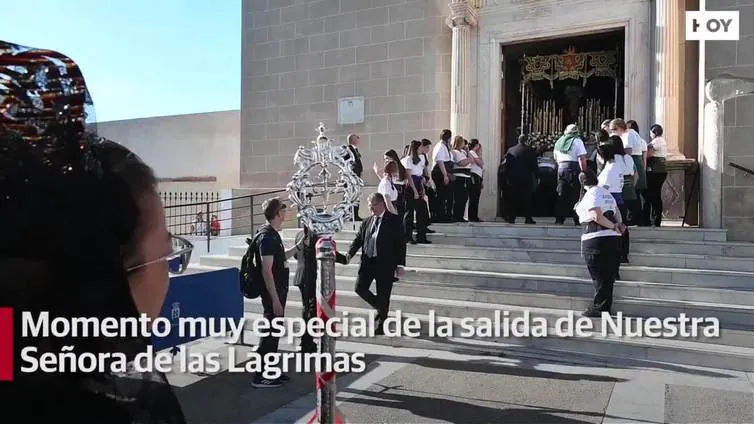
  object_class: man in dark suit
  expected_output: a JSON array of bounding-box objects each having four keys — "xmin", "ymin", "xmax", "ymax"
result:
[
  {"xmin": 345, "ymin": 133, "xmax": 364, "ymax": 220},
  {"xmin": 346, "ymin": 192, "xmax": 407, "ymax": 334},
  {"xmin": 504, "ymin": 134, "xmax": 538, "ymax": 224}
]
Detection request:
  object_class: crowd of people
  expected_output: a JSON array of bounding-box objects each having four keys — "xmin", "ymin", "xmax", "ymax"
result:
[
  {"xmin": 345, "ymin": 130, "xmax": 486, "ymax": 245},
  {"xmin": 501, "ymin": 119, "xmax": 668, "ymax": 229},
  {"xmin": 1, "ymin": 38, "xmax": 675, "ymax": 416}
]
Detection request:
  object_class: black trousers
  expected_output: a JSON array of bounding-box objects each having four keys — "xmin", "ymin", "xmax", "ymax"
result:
[
  {"xmin": 556, "ymin": 166, "xmax": 581, "ymax": 224},
  {"xmin": 425, "ymin": 184, "xmax": 438, "ymax": 224},
  {"xmin": 431, "ymin": 167, "xmax": 453, "ymax": 222},
  {"xmin": 394, "ymin": 185, "xmax": 406, "ymax": 219},
  {"xmin": 504, "ymin": 182, "xmax": 533, "ymax": 221},
  {"xmin": 404, "ymin": 192, "xmax": 429, "ymax": 241},
  {"xmin": 642, "ymin": 172, "xmax": 667, "ymax": 226},
  {"xmin": 582, "ymin": 236, "xmax": 619, "ymax": 313},
  {"xmin": 297, "ymin": 283, "xmax": 316, "ymax": 351},
  {"xmin": 452, "ymin": 176, "xmax": 470, "ymax": 221},
  {"xmin": 257, "ymin": 283, "xmax": 289, "ymax": 366},
  {"xmin": 616, "ymin": 202, "xmax": 630, "ymax": 261},
  {"xmin": 468, "ymin": 174, "xmax": 483, "ymax": 221},
  {"xmin": 354, "ymin": 257, "xmax": 395, "ymax": 325}
]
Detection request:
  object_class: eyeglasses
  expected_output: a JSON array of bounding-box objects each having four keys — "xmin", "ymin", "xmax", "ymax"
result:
[{"xmin": 126, "ymin": 234, "xmax": 194, "ymax": 275}]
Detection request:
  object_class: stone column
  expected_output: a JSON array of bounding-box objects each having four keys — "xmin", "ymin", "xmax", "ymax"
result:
[
  {"xmin": 702, "ymin": 76, "xmax": 754, "ymax": 228},
  {"xmin": 447, "ymin": 0, "xmax": 476, "ymax": 139},
  {"xmin": 653, "ymin": 0, "xmax": 685, "ymax": 158}
]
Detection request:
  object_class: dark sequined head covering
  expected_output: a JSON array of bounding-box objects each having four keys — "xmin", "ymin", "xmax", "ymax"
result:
[{"xmin": 0, "ymin": 40, "xmax": 186, "ymax": 423}]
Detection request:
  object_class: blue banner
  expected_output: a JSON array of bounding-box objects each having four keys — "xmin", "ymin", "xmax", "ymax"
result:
[{"xmin": 151, "ymin": 267, "xmax": 242, "ymax": 352}]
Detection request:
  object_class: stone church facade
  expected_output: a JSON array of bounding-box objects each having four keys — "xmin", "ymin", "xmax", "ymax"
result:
[{"xmin": 241, "ymin": 0, "xmax": 754, "ymax": 240}]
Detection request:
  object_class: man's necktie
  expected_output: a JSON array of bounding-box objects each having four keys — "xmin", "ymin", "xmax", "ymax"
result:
[{"xmin": 366, "ymin": 216, "xmax": 380, "ymax": 257}]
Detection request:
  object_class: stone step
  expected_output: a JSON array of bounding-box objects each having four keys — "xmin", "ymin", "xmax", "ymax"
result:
[
  {"xmin": 238, "ymin": 273, "xmax": 754, "ymax": 340},
  {"xmin": 277, "ymin": 230, "xmax": 754, "ymax": 257},
  {"xmin": 281, "ymin": 224, "xmax": 728, "ymax": 242},
  {"xmin": 201, "ymin": 253, "xmax": 754, "ymax": 292},
  {"xmin": 399, "ymin": 222, "xmax": 728, "ymax": 242},
  {"xmin": 243, "ymin": 240, "xmax": 754, "ymax": 273},
  {"xmin": 243, "ymin": 298, "xmax": 753, "ymax": 372}
]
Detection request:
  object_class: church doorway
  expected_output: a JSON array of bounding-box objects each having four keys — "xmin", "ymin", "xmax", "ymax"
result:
[{"xmin": 499, "ymin": 28, "xmax": 625, "ymax": 219}]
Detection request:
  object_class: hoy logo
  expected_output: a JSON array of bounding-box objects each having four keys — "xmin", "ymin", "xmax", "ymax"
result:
[{"xmin": 686, "ymin": 11, "xmax": 740, "ymax": 40}]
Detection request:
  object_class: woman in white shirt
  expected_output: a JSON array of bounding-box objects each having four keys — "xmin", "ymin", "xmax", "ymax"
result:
[
  {"xmin": 374, "ymin": 149, "xmax": 415, "ymax": 220},
  {"xmin": 574, "ymin": 168, "xmax": 626, "ymax": 317},
  {"xmin": 467, "ymin": 139, "xmax": 485, "ymax": 222},
  {"xmin": 401, "ymin": 140, "xmax": 431, "ymax": 243},
  {"xmin": 377, "ymin": 160, "xmax": 399, "ymax": 215},
  {"xmin": 420, "ymin": 139, "xmax": 437, "ymax": 231},
  {"xmin": 450, "ymin": 136, "xmax": 473, "ymax": 222},
  {"xmin": 601, "ymin": 136, "xmax": 636, "ymax": 263},
  {"xmin": 645, "ymin": 124, "xmax": 668, "ymax": 227},
  {"xmin": 609, "ymin": 119, "xmax": 645, "ymax": 225}
]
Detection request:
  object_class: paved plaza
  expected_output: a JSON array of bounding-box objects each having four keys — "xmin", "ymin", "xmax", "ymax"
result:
[{"xmin": 166, "ymin": 335, "xmax": 753, "ymax": 424}]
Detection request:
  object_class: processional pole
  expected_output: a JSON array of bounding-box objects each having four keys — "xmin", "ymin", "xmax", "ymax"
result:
[{"xmin": 286, "ymin": 123, "xmax": 364, "ymax": 424}]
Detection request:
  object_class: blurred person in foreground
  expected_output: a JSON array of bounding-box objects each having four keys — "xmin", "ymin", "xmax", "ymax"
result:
[{"xmin": 0, "ymin": 40, "xmax": 188, "ymax": 422}]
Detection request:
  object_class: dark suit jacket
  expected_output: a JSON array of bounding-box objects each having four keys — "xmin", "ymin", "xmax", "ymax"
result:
[
  {"xmin": 347, "ymin": 212, "xmax": 406, "ymax": 273},
  {"xmin": 505, "ymin": 143, "xmax": 538, "ymax": 187},
  {"xmin": 346, "ymin": 144, "xmax": 363, "ymax": 177},
  {"xmin": 294, "ymin": 231, "xmax": 348, "ymax": 289}
]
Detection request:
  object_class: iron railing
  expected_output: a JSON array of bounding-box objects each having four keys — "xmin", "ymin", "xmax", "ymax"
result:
[
  {"xmin": 163, "ymin": 189, "xmax": 292, "ymax": 251},
  {"xmin": 163, "ymin": 182, "xmax": 358, "ymax": 251},
  {"xmin": 729, "ymin": 162, "xmax": 754, "ymax": 176}
]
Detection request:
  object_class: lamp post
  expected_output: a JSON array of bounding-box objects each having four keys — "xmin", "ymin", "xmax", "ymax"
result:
[{"xmin": 286, "ymin": 123, "xmax": 363, "ymax": 424}]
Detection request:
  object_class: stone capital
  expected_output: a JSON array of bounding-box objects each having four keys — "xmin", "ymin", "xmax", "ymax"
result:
[
  {"xmin": 705, "ymin": 75, "xmax": 754, "ymax": 104},
  {"xmin": 446, "ymin": 1, "xmax": 477, "ymax": 28}
]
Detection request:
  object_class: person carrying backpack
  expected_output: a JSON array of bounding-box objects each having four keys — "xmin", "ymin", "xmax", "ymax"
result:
[{"xmin": 241, "ymin": 197, "xmax": 301, "ymax": 388}]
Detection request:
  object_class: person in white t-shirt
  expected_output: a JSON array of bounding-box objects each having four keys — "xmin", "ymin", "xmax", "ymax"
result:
[
  {"xmin": 374, "ymin": 149, "xmax": 412, "ymax": 219},
  {"xmin": 430, "ymin": 129, "xmax": 454, "ymax": 222},
  {"xmin": 419, "ymin": 139, "xmax": 437, "ymax": 231},
  {"xmin": 401, "ymin": 140, "xmax": 431, "ymax": 244},
  {"xmin": 609, "ymin": 119, "xmax": 646, "ymax": 224},
  {"xmin": 467, "ymin": 139, "xmax": 485, "ymax": 222},
  {"xmin": 377, "ymin": 161, "xmax": 399, "ymax": 215},
  {"xmin": 450, "ymin": 136, "xmax": 473, "ymax": 222},
  {"xmin": 644, "ymin": 124, "xmax": 669, "ymax": 227},
  {"xmin": 553, "ymin": 124, "xmax": 588, "ymax": 225},
  {"xmin": 599, "ymin": 136, "xmax": 636, "ymax": 265},
  {"xmin": 574, "ymin": 168, "xmax": 625, "ymax": 318}
]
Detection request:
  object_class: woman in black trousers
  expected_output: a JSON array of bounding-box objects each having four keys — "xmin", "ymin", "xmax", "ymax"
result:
[
  {"xmin": 450, "ymin": 136, "xmax": 473, "ymax": 222},
  {"xmin": 402, "ymin": 140, "xmax": 431, "ymax": 243},
  {"xmin": 467, "ymin": 139, "xmax": 485, "ymax": 222},
  {"xmin": 575, "ymin": 169, "xmax": 626, "ymax": 317},
  {"xmin": 644, "ymin": 124, "xmax": 668, "ymax": 226}
]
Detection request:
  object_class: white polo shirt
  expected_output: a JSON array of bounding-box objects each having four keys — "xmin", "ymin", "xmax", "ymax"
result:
[
  {"xmin": 554, "ymin": 137, "xmax": 587, "ymax": 163},
  {"xmin": 432, "ymin": 141, "xmax": 451, "ymax": 164},
  {"xmin": 401, "ymin": 155, "xmax": 426, "ymax": 177}
]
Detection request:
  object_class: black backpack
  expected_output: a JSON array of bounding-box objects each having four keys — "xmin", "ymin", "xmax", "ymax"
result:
[{"xmin": 239, "ymin": 229, "xmax": 265, "ymax": 299}]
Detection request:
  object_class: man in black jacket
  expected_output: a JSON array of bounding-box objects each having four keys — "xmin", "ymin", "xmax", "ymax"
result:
[
  {"xmin": 504, "ymin": 134, "xmax": 538, "ymax": 224},
  {"xmin": 346, "ymin": 192, "xmax": 407, "ymax": 334},
  {"xmin": 345, "ymin": 133, "xmax": 364, "ymax": 220},
  {"xmin": 293, "ymin": 226, "xmax": 348, "ymax": 353}
]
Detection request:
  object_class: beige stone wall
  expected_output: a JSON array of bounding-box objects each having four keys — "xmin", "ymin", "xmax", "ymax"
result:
[
  {"xmin": 242, "ymin": 0, "xmax": 452, "ymax": 189},
  {"xmin": 97, "ymin": 111, "xmax": 240, "ymax": 189},
  {"xmin": 705, "ymin": 0, "xmax": 754, "ymax": 241}
]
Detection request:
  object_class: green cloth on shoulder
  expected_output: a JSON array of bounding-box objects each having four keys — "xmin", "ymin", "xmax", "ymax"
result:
[{"xmin": 554, "ymin": 134, "xmax": 578, "ymax": 154}]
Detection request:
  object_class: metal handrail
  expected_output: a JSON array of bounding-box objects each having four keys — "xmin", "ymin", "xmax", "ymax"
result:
[
  {"xmin": 729, "ymin": 162, "xmax": 754, "ymax": 176},
  {"xmin": 163, "ymin": 189, "xmax": 291, "ymax": 251},
  {"xmin": 162, "ymin": 181, "xmax": 351, "ymax": 252}
]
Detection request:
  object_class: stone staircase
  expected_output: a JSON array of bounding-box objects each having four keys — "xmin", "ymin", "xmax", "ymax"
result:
[{"xmin": 197, "ymin": 223, "xmax": 754, "ymax": 372}]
